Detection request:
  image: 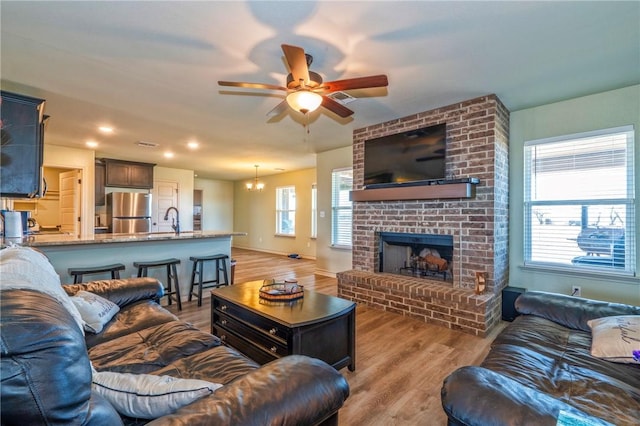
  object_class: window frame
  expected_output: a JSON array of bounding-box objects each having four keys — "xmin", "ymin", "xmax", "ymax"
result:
[
  {"xmin": 311, "ymin": 183, "xmax": 317, "ymax": 239},
  {"xmin": 275, "ymin": 185, "xmax": 296, "ymax": 236},
  {"xmin": 331, "ymin": 168, "xmax": 353, "ymax": 248},
  {"xmin": 523, "ymin": 125, "xmax": 635, "ymax": 277}
]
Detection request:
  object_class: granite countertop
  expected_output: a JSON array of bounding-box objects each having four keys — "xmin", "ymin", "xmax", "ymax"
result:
[{"xmin": 8, "ymin": 230, "xmax": 246, "ymax": 247}]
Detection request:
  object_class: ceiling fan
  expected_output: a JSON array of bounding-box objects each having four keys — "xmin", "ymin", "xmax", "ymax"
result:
[{"xmin": 218, "ymin": 44, "xmax": 388, "ymax": 118}]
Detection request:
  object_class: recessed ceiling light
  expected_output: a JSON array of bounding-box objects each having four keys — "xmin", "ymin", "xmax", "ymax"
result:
[
  {"xmin": 164, "ymin": 152, "xmax": 174, "ymax": 158},
  {"xmin": 86, "ymin": 140, "xmax": 99, "ymax": 148},
  {"xmin": 187, "ymin": 141, "xmax": 199, "ymax": 149},
  {"xmin": 98, "ymin": 126, "xmax": 114, "ymax": 134}
]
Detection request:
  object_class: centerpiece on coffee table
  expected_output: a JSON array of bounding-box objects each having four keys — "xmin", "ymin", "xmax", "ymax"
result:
[{"xmin": 259, "ymin": 279, "xmax": 304, "ymax": 301}]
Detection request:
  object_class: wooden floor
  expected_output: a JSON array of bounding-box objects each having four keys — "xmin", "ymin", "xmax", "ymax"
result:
[{"xmin": 166, "ymin": 248, "xmax": 503, "ymax": 426}]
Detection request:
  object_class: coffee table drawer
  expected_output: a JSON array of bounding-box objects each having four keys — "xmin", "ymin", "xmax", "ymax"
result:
[
  {"xmin": 217, "ymin": 326, "xmax": 278, "ymax": 366},
  {"xmin": 214, "ymin": 311, "xmax": 288, "ymax": 357},
  {"xmin": 213, "ymin": 298, "xmax": 289, "ymax": 341}
]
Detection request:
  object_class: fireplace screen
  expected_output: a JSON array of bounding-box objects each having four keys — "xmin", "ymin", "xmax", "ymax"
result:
[{"xmin": 379, "ymin": 232, "xmax": 453, "ymax": 282}]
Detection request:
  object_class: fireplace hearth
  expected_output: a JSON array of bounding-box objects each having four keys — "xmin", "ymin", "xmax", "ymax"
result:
[{"xmin": 379, "ymin": 232, "xmax": 453, "ymax": 283}]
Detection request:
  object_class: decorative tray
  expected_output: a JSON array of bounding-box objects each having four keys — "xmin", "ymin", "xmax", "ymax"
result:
[{"xmin": 259, "ymin": 279, "xmax": 304, "ymax": 301}]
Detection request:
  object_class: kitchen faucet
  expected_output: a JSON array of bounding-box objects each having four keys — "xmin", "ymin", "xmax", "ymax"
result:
[{"xmin": 164, "ymin": 207, "xmax": 180, "ymax": 234}]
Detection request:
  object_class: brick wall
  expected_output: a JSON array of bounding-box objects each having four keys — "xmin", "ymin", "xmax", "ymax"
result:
[{"xmin": 337, "ymin": 94, "xmax": 510, "ymax": 336}]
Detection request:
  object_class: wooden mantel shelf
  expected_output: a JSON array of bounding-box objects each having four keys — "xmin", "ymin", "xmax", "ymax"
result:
[{"xmin": 350, "ymin": 182, "xmax": 476, "ymax": 202}]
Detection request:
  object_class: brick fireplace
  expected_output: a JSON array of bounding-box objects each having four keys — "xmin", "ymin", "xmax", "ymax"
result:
[{"xmin": 337, "ymin": 94, "xmax": 509, "ymax": 336}]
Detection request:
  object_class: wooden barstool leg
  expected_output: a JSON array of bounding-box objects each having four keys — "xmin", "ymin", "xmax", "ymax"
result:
[
  {"xmin": 165, "ymin": 264, "xmax": 173, "ymax": 306},
  {"xmin": 171, "ymin": 263, "xmax": 182, "ymax": 311},
  {"xmin": 221, "ymin": 259, "xmax": 229, "ymax": 286},
  {"xmin": 197, "ymin": 260, "xmax": 204, "ymax": 307},
  {"xmin": 189, "ymin": 260, "xmax": 198, "ymax": 302}
]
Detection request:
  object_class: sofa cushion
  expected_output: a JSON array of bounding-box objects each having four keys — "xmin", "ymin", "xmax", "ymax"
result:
[
  {"xmin": 515, "ymin": 291, "xmax": 640, "ymax": 332},
  {"xmin": 0, "ymin": 290, "xmax": 122, "ymax": 425},
  {"xmin": 588, "ymin": 315, "xmax": 640, "ymax": 364},
  {"xmin": 89, "ymin": 320, "xmax": 221, "ymax": 374},
  {"xmin": 71, "ymin": 290, "xmax": 121, "ymax": 334},
  {"xmin": 64, "ymin": 277, "xmax": 164, "ymax": 308},
  {"xmin": 92, "ymin": 371, "xmax": 221, "ymax": 419},
  {"xmin": 152, "ymin": 345, "xmax": 260, "ymax": 385},
  {"xmin": 84, "ymin": 300, "xmax": 178, "ymax": 349}
]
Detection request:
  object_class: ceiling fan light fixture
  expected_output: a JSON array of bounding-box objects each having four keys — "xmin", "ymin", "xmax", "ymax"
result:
[{"xmin": 286, "ymin": 90, "xmax": 322, "ymax": 114}]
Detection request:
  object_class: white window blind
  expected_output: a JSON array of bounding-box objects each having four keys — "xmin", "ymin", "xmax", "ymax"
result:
[
  {"xmin": 311, "ymin": 183, "xmax": 317, "ymax": 239},
  {"xmin": 524, "ymin": 126, "xmax": 635, "ymax": 275},
  {"xmin": 276, "ymin": 186, "xmax": 296, "ymax": 236},
  {"xmin": 331, "ymin": 168, "xmax": 353, "ymax": 247}
]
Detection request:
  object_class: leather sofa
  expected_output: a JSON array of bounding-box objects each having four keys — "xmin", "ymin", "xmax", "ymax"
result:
[
  {"xmin": 441, "ymin": 291, "xmax": 639, "ymax": 426},
  {"xmin": 1, "ymin": 248, "xmax": 349, "ymax": 425}
]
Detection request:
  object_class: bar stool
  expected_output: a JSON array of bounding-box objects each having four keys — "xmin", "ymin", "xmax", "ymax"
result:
[
  {"xmin": 68, "ymin": 263, "xmax": 126, "ymax": 284},
  {"xmin": 133, "ymin": 258, "xmax": 182, "ymax": 311},
  {"xmin": 188, "ymin": 254, "xmax": 229, "ymax": 307}
]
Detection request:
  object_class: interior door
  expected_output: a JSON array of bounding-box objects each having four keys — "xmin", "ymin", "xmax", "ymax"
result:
[
  {"xmin": 59, "ymin": 169, "xmax": 81, "ymax": 236},
  {"xmin": 151, "ymin": 180, "xmax": 178, "ymax": 232}
]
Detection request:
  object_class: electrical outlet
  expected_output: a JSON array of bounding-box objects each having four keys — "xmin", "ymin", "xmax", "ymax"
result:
[{"xmin": 571, "ymin": 286, "xmax": 581, "ymax": 297}]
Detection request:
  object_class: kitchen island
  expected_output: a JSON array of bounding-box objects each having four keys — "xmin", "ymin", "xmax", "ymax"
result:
[{"xmin": 13, "ymin": 231, "xmax": 246, "ymax": 297}]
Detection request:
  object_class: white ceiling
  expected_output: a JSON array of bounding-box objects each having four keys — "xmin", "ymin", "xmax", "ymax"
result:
[{"xmin": 2, "ymin": 1, "xmax": 638, "ymax": 181}]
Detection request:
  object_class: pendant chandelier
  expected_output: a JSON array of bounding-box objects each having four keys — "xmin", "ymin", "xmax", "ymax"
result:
[{"xmin": 246, "ymin": 165, "xmax": 264, "ymax": 191}]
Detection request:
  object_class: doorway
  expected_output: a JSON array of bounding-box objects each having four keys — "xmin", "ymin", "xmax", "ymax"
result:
[
  {"xmin": 12, "ymin": 166, "xmax": 82, "ymax": 235},
  {"xmin": 193, "ymin": 189, "xmax": 202, "ymax": 231},
  {"xmin": 151, "ymin": 180, "xmax": 178, "ymax": 232}
]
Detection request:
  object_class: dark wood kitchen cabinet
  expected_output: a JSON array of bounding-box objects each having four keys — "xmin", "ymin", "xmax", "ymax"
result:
[
  {"xmin": 0, "ymin": 91, "xmax": 47, "ymax": 198},
  {"xmin": 95, "ymin": 159, "xmax": 106, "ymax": 205},
  {"xmin": 103, "ymin": 159, "xmax": 155, "ymax": 189}
]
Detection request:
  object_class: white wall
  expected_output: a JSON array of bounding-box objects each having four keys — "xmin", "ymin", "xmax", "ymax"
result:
[
  {"xmin": 316, "ymin": 146, "xmax": 353, "ymax": 276},
  {"xmin": 194, "ymin": 177, "xmax": 234, "ymax": 231},
  {"xmin": 509, "ymin": 84, "xmax": 640, "ymax": 304}
]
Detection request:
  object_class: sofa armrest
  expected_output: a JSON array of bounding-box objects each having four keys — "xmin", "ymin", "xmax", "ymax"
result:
[
  {"xmin": 147, "ymin": 355, "xmax": 350, "ymax": 426},
  {"xmin": 63, "ymin": 277, "xmax": 164, "ymax": 308},
  {"xmin": 515, "ymin": 291, "xmax": 640, "ymax": 332},
  {"xmin": 441, "ymin": 366, "xmax": 612, "ymax": 426}
]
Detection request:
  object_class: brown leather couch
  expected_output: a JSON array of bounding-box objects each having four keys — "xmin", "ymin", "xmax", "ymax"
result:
[
  {"xmin": 441, "ymin": 291, "xmax": 639, "ymax": 426},
  {"xmin": 1, "ymin": 276, "xmax": 349, "ymax": 425}
]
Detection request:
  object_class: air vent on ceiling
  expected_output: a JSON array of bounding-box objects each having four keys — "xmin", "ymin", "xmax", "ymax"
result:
[
  {"xmin": 327, "ymin": 91, "xmax": 357, "ymax": 105},
  {"xmin": 136, "ymin": 141, "xmax": 159, "ymax": 148}
]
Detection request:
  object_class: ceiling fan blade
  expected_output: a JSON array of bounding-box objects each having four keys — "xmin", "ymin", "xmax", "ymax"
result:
[
  {"xmin": 281, "ymin": 44, "xmax": 310, "ymax": 86},
  {"xmin": 319, "ymin": 74, "xmax": 389, "ymax": 93},
  {"xmin": 218, "ymin": 81, "xmax": 287, "ymax": 91},
  {"xmin": 266, "ymin": 100, "xmax": 289, "ymax": 118},
  {"xmin": 321, "ymin": 96, "xmax": 354, "ymax": 118}
]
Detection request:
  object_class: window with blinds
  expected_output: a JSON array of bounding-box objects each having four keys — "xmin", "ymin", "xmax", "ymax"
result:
[
  {"xmin": 331, "ymin": 168, "xmax": 353, "ymax": 247},
  {"xmin": 275, "ymin": 186, "xmax": 296, "ymax": 236},
  {"xmin": 524, "ymin": 125, "xmax": 635, "ymax": 276}
]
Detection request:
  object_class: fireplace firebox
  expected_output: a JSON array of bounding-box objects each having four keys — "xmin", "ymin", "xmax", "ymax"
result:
[{"xmin": 379, "ymin": 232, "xmax": 453, "ymax": 282}]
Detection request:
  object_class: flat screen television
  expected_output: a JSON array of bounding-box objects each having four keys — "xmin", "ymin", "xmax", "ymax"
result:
[{"xmin": 363, "ymin": 123, "xmax": 446, "ymax": 188}]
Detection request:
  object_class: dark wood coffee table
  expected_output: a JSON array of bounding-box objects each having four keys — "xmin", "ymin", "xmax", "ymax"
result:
[{"xmin": 211, "ymin": 280, "xmax": 356, "ymax": 371}]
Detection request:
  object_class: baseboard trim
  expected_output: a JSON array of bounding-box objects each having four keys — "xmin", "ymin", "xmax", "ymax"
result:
[{"xmin": 232, "ymin": 245, "xmax": 316, "ymax": 261}]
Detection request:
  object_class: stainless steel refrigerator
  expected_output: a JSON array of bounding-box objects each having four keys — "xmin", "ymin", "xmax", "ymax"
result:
[{"xmin": 106, "ymin": 192, "xmax": 152, "ymax": 233}]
